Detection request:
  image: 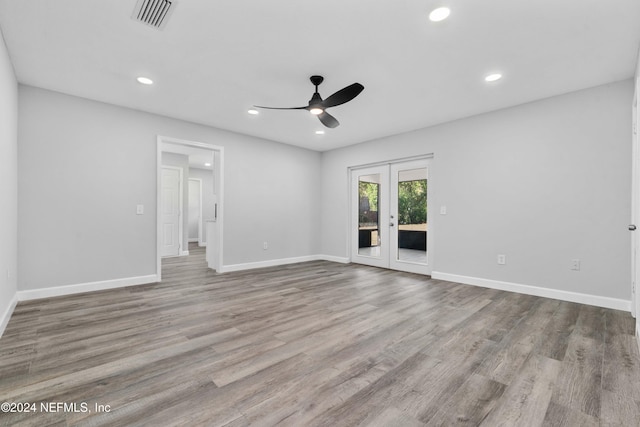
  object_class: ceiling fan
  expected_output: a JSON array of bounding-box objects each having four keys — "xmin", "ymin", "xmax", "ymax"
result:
[{"xmin": 254, "ymin": 75, "xmax": 364, "ymax": 128}]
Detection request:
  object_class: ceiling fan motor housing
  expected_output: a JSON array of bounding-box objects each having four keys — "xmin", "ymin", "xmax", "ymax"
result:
[
  {"xmin": 309, "ymin": 92, "xmax": 323, "ymax": 108},
  {"xmin": 310, "ymin": 75, "xmax": 324, "ymax": 87}
]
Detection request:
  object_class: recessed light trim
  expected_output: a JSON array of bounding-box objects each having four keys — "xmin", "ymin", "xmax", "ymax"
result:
[
  {"xmin": 204, "ymin": 162, "xmax": 212, "ymax": 167},
  {"xmin": 485, "ymin": 73, "xmax": 503, "ymax": 82},
  {"xmin": 247, "ymin": 109, "xmax": 259, "ymax": 115},
  {"xmin": 136, "ymin": 76, "xmax": 153, "ymax": 85},
  {"xmin": 429, "ymin": 7, "xmax": 450, "ymax": 22},
  {"xmin": 315, "ymin": 130, "xmax": 325, "ymax": 135}
]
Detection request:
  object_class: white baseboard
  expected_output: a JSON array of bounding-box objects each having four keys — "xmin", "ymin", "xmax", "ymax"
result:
[
  {"xmin": 222, "ymin": 254, "xmax": 349, "ymax": 273},
  {"xmin": 180, "ymin": 250, "xmax": 190, "ymax": 256},
  {"xmin": 17, "ymin": 274, "xmax": 159, "ymax": 301},
  {"xmin": 0, "ymin": 293, "xmax": 18, "ymax": 338},
  {"xmin": 222, "ymin": 255, "xmax": 319, "ymax": 273},
  {"xmin": 317, "ymin": 255, "xmax": 350, "ymax": 264},
  {"xmin": 431, "ymin": 271, "xmax": 631, "ymax": 312},
  {"xmin": 188, "ymin": 238, "xmax": 198, "ymax": 243}
]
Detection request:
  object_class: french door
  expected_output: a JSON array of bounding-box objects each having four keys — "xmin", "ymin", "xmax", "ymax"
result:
[
  {"xmin": 631, "ymin": 81, "xmax": 638, "ymax": 320},
  {"xmin": 351, "ymin": 158, "xmax": 432, "ymax": 275}
]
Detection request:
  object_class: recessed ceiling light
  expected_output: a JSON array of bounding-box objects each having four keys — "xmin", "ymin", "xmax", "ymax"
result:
[
  {"xmin": 247, "ymin": 109, "xmax": 259, "ymax": 115},
  {"xmin": 315, "ymin": 130, "xmax": 325, "ymax": 135},
  {"xmin": 429, "ymin": 7, "xmax": 450, "ymax": 22},
  {"xmin": 485, "ymin": 73, "xmax": 503, "ymax": 82},
  {"xmin": 136, "ymin": 76, "xmax": 153, "ymax": 85},
  {"xmin": 204, "ymin": 163, "xmax": 212, "ymax": 167}
]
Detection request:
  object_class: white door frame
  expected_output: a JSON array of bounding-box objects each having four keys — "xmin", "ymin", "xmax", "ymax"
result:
[
  {"xmin": 157, "ymin": 135, "xmax": 225, "ymax": 280},
  {"xmin": 348, "ymin": 154, "xmax": 434, "ymax": 275},
  {"xmin": 160, "ymin": 165, "xmax": 183, "ymax": 257},
  {"xmin": 188, "ymin": 178, "xmax": 203, "ymax": 246}
]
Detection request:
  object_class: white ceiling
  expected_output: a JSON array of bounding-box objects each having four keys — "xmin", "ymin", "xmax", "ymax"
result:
[{"xmin": 1, "ymin": 0, "xmax": 639, "ymax": 152}]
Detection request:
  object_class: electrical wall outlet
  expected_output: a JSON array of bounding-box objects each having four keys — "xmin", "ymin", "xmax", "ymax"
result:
[
  {"xmin": 497, "ymin": 254, "xmax": 506, "ymax": 265},
  {"xmin": 263, "ymin": 242, "xmax": 268, "ymax": 250},
  {"xmin": 571, "ymin": 259, "xmax": 581, "ymax": 271}
]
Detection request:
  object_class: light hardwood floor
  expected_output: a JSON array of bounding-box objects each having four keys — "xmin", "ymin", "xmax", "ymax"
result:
[{"xmin": 1, "ymin": 245, "xmax": 639, "ymax": 426}]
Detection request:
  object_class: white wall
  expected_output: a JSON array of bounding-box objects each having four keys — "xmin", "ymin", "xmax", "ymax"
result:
[
  {"xmin": 13, "ymin": 79, "xmax": 634, "ymax": 308},
  {"xmin": 161, "ymin": 152, "xmax": 189, "ymax": 252},
  {"xmin": 0, "ymin": 28, "xmax": 18, "ymax": 333},
  {"xmin": 321, "ymin": 80, "xmax": 633, "ymax": 302},
  {"xmin": 18, "ymin": 85, "xmax": 321, "ymax": 291}
]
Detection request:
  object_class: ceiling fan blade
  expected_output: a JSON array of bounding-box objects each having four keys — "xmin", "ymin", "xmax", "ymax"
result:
[
  {"xmin": 254, "ymin": 105, "xmax": 308, "ymax": 110},
  {"xmin": 318, "ymin": 111, "xmax": 340, "ymax": 128},
  {"xmin": 321, "ymin": 83, "xmax": 364, "ymax": 109}
]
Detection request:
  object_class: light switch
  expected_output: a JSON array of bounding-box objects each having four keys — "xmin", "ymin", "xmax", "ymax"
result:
[
  {"xmin": 136, "ymin": 204, "xmax": 144, "ymax": 215},
  {"xmin": 440, "ymin": 206, "xmax": 447, "ymax": 215}
]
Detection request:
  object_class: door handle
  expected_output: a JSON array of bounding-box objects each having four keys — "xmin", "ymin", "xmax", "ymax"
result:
[{"xmin": 630, "ymin": 224, "xmax": 637, "ymax": 231}]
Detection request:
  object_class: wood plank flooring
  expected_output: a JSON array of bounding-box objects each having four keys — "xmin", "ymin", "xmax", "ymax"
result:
[{"xmin": 1, "ymin": 245, "xmax": 639, "ymax": 426}]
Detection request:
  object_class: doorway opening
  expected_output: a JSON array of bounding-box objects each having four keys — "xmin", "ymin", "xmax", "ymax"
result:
[
  {"xmin": 350, "ymin": 157, "xmax": 432, "ymax": 275},
  {"xmin": 188, "ymin": 178, "xmax": 203, "ymax": 246},
  {"xmin": 157, "ymin": 136, "xmax": 224, "ymax": 280}
]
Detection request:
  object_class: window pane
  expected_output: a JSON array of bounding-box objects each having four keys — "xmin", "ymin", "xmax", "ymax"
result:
[
  {"xmin": 396, "ymin": 168, "xmax": 427, "ymax": 263},
  {"xmin": 358, "ymin": 174, "xmax": 381, "ymax": 257}
]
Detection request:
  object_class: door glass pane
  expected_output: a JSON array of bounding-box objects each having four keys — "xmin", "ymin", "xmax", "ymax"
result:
[
  {"xmin": 358, "ymin": 174, "xmax": 381, "ymax": 257},
  {"xmin": 396, "ymin": 168, "xmax": 427, "ymax": 263}
]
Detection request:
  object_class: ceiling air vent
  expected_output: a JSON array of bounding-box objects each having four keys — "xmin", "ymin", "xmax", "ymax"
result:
[{"xmin": 132, "ymin": 0, "xmax": 176, "ymax": 30}]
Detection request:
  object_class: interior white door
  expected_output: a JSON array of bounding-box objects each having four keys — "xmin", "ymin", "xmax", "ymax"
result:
[
  {"xmin": 390, "ymin": 159, "xmax": 431, "ymax": 274},
  {"xmin": 351, "ymin": 159, "xmax": 432, "ymax": 274},
  {"xmin": 351, "ymin": 165, "xmax": 390, "ymax": 268},
  {"xmin": 161, "ymin": 167, "xmax": 181, "ymax": 257}
]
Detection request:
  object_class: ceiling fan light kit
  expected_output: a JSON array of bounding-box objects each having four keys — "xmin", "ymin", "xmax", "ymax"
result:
[{"xmin": 254, "ymin": 75, "xmax": 364, "ymax": 128}]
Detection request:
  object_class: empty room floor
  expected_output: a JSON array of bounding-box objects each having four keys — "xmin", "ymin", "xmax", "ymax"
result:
[{"xmin": 1, "ymin": 247, "xmax": 639, "ymax": 426}]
